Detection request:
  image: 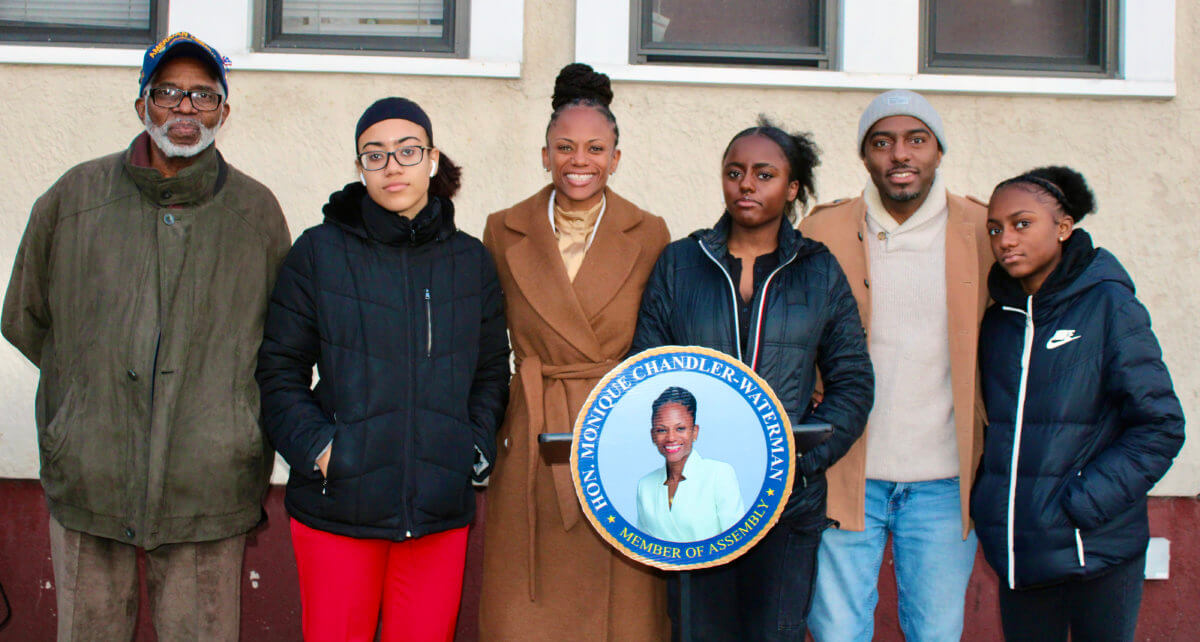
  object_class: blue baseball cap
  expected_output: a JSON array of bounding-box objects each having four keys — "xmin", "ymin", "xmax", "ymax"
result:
[{"xmin": 138, "ymin": 32, "xmax": 229, "ymax": 97}]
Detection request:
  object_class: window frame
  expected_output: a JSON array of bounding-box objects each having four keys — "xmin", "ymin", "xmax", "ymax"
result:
[
  {"xmin": 0, "ymin": 0, "xmax": 522, "ymax": 79},
  {"xmin": 919, "ymin": 0, "xmax": 1119, "ymax": 77},
  {"xmin": 257, "ymin": 0, "xmax": 469, "ymax": 58},
  {"xmin": 628, "ymin": 0, "xmax": 838, "ymax": 69},
  {"xmin": 574, "ymin": 0, "xmax": 1174, "ymax": 98},
  {"xmin": 0, "ymin": 0, "xmax": 168, "ymax": 47}
]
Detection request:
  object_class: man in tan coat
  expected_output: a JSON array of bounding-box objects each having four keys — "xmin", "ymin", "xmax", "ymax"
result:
[{"xmin": 801, "ymin": 90, "xmax": 991, "ymax": 641}]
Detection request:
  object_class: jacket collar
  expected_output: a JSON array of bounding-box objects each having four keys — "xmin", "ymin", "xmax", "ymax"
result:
[
  {"xmin": 651, "ymin": 450, "xmax": 705, "ymax": 484},
  {"xmin": 321, "ymin": 181, "xmax": 456, "ymax": 246},
  {"xmin": 501, "ymin": 185, "xmax": 647, "ymax": 361},
  {"xmin": 692, "ymin": 212, "xmax": 814, "ymax": 263},
  {"xmin": 988, "ymin": 229, "xmax": 1106, "ymax": 314},
  {"xmin": 863, "ymin": 172, "xmax": 948, "ymax": 235},
  {"xmin": 123, "ymin": 132, "xmax": 226, "ymax": 206}
]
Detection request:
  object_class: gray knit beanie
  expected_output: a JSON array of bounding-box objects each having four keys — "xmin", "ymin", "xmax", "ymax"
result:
[{"xmin": 857, "ymin": 89, "xmax": 946, "ymax": 157}]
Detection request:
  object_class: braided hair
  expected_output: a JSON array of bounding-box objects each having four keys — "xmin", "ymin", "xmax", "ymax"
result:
[
  {"xmin": 546, "ymin": 63, "xmax": 619, "ymax": 146},
  {"xmin": 651, "ymin": 386, "xmax": 697, "ymax": 424},
  {"xmin": 994, "ymin": 166, "xmax": 1096, "ymax": 222},
  {"xmin": 724, "ymin": 115, "xmax": 821, "ymax": 222}
]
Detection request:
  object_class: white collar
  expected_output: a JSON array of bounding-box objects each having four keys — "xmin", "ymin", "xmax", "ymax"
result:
[
  {"xmin": 547, "ymin": 188, "xmax": 607, "ymax": 251},
  {"xmin": 863, "ymin": 172, "xmax": 947, "ymax": 234},
  {"xmin": 655, "ymin": 450, "xmax": 704, "ymax": 484}
]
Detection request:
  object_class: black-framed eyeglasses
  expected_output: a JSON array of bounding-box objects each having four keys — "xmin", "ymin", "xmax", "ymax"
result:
[
  {"xmin": 147, "ymin": 87, "xmax": 224, "ymax": 111},
  {"xmin": 357, "ymin": 146, "xmax": 432, "ymax": 171}
]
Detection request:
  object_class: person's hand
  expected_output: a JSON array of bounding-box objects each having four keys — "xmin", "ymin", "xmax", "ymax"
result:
[
  {"xmin": 316, "ymin": 448, "xmax": 331, "ymax": 477},
  {"xmin": 810, "ymin": 390, "xmax": 824, "ymax": 411}
]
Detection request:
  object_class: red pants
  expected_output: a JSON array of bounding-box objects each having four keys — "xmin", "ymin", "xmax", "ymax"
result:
[{"xmin": 290, "ymin": 519, "xmax": 469, "ymax": 642}]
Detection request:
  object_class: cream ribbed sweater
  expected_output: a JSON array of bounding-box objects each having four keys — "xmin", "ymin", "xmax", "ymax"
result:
[{"xmin": 862, "ymin": 174, "xmax": 959, "ymax": 482}]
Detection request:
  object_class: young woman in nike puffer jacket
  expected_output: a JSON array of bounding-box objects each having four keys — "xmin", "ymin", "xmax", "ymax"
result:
[
  {"xmin": 971, "ymin": 166, "xmax": 1184, "ymax": 641},
  {"xmin": 256, "ymin": 97, "xmax": 510, "ymax": 641}
]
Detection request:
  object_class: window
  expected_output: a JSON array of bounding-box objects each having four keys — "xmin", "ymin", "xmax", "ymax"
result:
[
  {"xmin": 922, "ymin": 0, "xmax": 1117, "ymax": 76},
  {"xmin": 0, "ymin": 0, "xmax": 165, "ymax": 46},
  {"xmin": 575, "ymin": 0, "xmax": 1174, "ymax": 97},
  {"xmin": 633, "ymin": 0, "xmax": 835, "ymax": 68},
  {"xmin": 0, "ymin": 0, "xmax": 521, "ymax": 79},
  {"xmin": 261, "ymin": 0, "xmax": 466, "ymax": 56}
]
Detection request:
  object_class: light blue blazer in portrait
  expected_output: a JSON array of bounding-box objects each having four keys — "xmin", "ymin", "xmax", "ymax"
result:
[{"xmin": 636, "ymin": 451, "xmax": 746, "ymax": 542}]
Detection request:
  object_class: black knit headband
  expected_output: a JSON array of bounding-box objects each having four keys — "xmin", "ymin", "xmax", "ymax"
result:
[{"xmin": 1006, "ymin": 174, "xmax": 1072, "ymax": 212}]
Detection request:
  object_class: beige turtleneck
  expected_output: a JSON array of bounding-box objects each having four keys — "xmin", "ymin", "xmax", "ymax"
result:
[{"xmin": 552, "ymin": 197, "xmax": 604, "ymax": 281}]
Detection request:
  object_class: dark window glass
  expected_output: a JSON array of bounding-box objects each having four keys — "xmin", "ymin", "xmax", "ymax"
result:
[
  {"xmin": 0, "ymin": 0, "xmax": 162, "ymax": 45},
  {"xmin": 263, "ymin": 0, "xmax": 463, "ymax": 55},
  {"xmin": 635, "ymin": 0, "xmax": 833, "ymax": 67},
  {"xmin": 924, "ymin": 0, "xmax": 1115, "ymax": 75}
]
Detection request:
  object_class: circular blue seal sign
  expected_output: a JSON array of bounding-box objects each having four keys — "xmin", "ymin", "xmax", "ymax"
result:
[{"xmin": 571, "ymin": 346, "xmax": 795, "ymax": 571}]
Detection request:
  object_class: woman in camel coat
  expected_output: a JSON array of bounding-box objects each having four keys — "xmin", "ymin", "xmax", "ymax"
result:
[{"xmin": 479, "ymin": 64, "xmax": 671, "ymax": 640}]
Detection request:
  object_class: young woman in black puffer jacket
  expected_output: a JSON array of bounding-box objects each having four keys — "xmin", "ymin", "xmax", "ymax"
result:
[
  {"xmin": 256, "ymin": 98, "xmax": 509, "ymax": 641},
  {"xmin": 630, "ymin": 119, "xmax": 873, "ymax": 641},
  {"xmin": 971, "ymin": 166, "xmax": 1184, "ymax": 641}
]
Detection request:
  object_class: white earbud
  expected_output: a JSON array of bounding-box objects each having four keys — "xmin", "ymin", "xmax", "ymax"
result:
[
  {"xmin": 429, "ymin": 160, "xmax": 438, "ymax": 178},
  {"xmin": 359, "ymin": 171, "xmax": 366, "ymax": 185}
]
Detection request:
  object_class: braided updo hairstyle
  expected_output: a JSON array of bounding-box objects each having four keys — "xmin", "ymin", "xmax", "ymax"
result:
[
  {"xmin": 546, "ymin": 63, "xmax": 619, "ymax": 146},
  {"xmin": 994, "ymin": 166, "xmax": 1097, "ymax": 223},
  {"xmin": 724, "ymin": 115, "xmax": 821, "ymax": 223}
]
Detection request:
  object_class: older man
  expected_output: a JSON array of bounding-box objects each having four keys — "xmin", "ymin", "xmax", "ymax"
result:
[
  {"xmin": 801, "ymin": 90, "xmax": 992, "ymax": 641},
  {"xmin": 2, "ymin": 32, "xmax": 290, "ymax": 640}
]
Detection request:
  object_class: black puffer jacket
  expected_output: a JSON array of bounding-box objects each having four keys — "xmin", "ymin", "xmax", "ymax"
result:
[
  {"xmin": 971, "ymin": 231, "xmax": 1184, "ymax": 589},
  {"xmin": 257, "ymin": 183, "xmax": 510, "ymax": 540},
  {"xmin": 631, "ymin": 214, "xmax": 874, "ymax": 529}
]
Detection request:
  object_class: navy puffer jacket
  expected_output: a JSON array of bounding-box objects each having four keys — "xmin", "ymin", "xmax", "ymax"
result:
[
  {"xmin": 257, "ymin": 184, "xmax": 510, "ymax": 540},
  {"xmin": 631, "ymin": 214, "xmax": 874, "ymax": 530},
  {"xmin": 971, "ymin": 230, "xmax": 1184, "ymax": 589}
]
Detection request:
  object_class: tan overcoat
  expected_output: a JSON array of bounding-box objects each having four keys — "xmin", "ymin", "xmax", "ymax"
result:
[
  {"xmin": 479, "ymin": 185, "xmax": 671, "ymax": 641},
  {"xmin": 799, "ymin": 191, "xmax": 992, "ymax": 536}
]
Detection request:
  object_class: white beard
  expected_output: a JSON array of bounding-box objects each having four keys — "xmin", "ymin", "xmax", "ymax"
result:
[{"xmin": 143, "ymin": 111, "xmax": 222, "ymax": 158}]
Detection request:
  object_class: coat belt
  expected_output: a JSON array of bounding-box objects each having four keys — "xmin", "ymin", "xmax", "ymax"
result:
[{"xmin": 516, "ymin": 354, "xmax": 618, "ymax": 601}]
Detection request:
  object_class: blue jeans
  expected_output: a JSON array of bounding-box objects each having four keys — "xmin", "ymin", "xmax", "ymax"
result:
[{"xmin": 808, "ymin": 478, "xmax": 977, "ymax": 642}]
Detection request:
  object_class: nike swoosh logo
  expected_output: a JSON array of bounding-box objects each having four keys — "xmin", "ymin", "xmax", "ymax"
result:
[{"xmin": 1046, "ymin": 334, "xmax": 1082, "ymax": 350}]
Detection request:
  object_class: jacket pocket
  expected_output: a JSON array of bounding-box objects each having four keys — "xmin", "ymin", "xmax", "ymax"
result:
[
  {"xmin": 410, "ymin": 420, "xmax": 475, "ymax": 521},
  {"xmin": 41, "ymin": 382, "xmax": 81, "ymax": 466},
  {"xmin": 232, "ymin": 390, "xmax": 266, "ymax": 463}
]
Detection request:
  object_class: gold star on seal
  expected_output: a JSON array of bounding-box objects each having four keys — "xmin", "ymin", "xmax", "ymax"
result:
[
  {"xmin": 766, "ymin": 489, "xmax": 775, "ymax": 496},
  {"xmin": 607, "ymin": 515, "xmax": 616, "ymax": 523}
]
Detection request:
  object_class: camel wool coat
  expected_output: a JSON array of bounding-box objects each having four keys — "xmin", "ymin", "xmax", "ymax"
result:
[
  {"xmin": 800, "ymin": 191, "xmax": 992, "ymax": 537},
  {"xmin": 479, "ymin": 185, "xmax": 670, "ymax": 641}
]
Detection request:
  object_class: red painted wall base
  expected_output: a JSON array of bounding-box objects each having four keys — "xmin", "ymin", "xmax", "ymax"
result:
[{"xmin": 1, "ymin": 479, "xmax": 1196, "ymax": 640}]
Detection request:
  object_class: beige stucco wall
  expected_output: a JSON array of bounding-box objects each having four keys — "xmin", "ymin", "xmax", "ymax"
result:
[{"xmin": 0, "ymin": 1, "xmax": 1196, "ymax": 494}]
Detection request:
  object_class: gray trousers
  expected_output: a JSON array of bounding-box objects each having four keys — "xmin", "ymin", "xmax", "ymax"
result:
[{"xmin": 49, "ymin": 516, "xmax": 245, "ymax": 642}]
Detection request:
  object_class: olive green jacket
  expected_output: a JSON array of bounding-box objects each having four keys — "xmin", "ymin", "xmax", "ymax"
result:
[{"xmin": 2, "ymin": 134, "xmax": 291, "ymax": 548}]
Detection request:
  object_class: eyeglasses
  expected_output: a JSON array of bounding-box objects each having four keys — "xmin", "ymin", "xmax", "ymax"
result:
[
  {"xmin": 147, "ymin": 87, "xmax": 224, "ymax": 111},
  {"xmin": 357, "ymin": 146, "xmax": 432, "ymax": 171}
]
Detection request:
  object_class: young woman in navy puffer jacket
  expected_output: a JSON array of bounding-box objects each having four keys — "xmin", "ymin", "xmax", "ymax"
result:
[
  {"xmin": 257, "ymin": 98, "xmax": 509, "ymax": 641},
  {"xmin": 971, "ymin": 166, "xmax": 1184, "ymax": 641}
]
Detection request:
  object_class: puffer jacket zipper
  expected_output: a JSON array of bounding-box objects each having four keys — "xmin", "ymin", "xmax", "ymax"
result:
[
  {"xmin": 747, "ymin": 252, "xmax": 798, "ymax": 372},
  {"xmin": 424, "ymin": 288, "xmax": 432, "ymax": 358},
  {"xmin": 1073, "ymin": 470, "xmax": 1086, "ymax": 566},
  {"xmin": 398, "ymin": 248, "xmax": 414, "ymax": 539},
  {"xmin": 697, "ymin": 241, "xmax": 744, "ymax": 362},
  {"xmin": 1002, "ymin": 295, "xmax": 1035, "ymax": 589}
]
